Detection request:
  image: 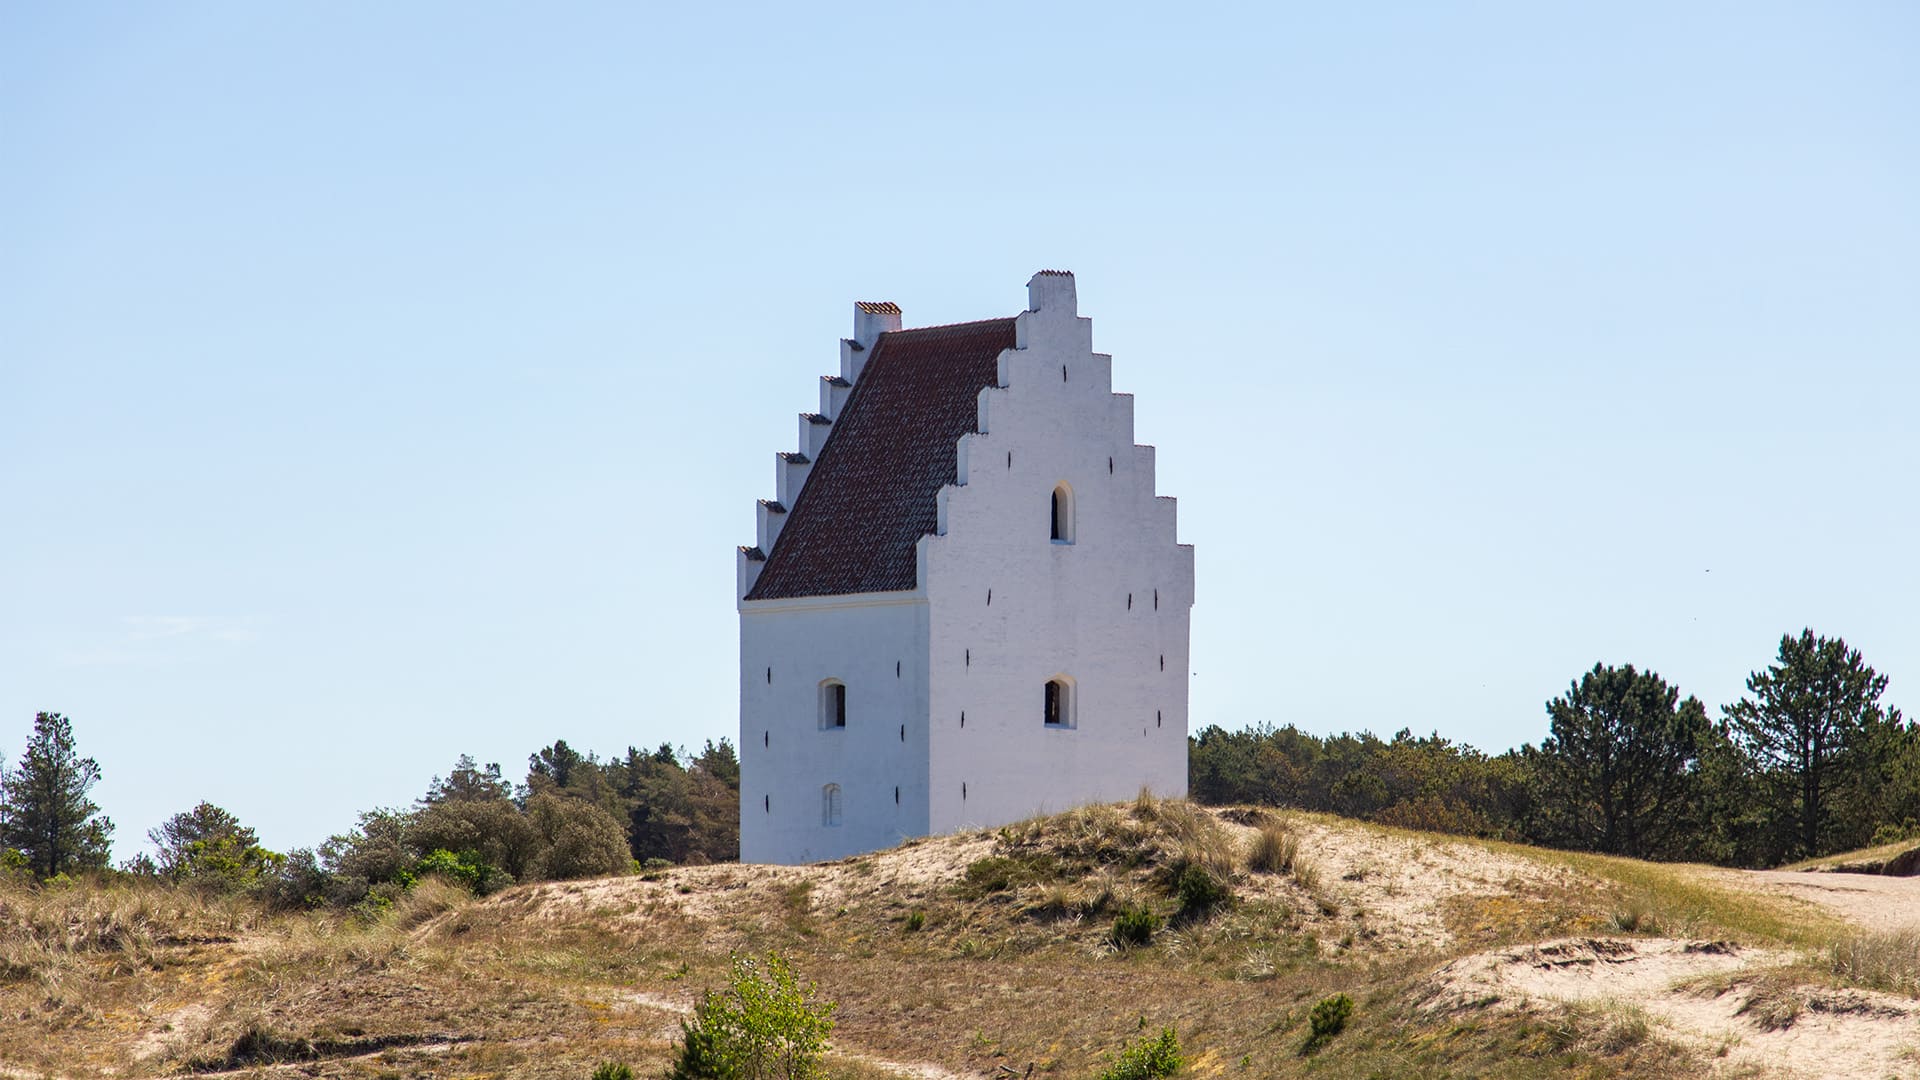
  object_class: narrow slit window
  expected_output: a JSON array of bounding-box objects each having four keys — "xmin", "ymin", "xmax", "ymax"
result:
[
  {"xmin": 822, "ymin": 784, "xmax": 842, "ymax": 827},
  {"xmin": 1050, "ymin": 483, "xmax": 1075, "ymax": 543}
]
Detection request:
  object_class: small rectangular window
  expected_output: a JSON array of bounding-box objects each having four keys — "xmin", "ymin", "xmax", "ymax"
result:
[{"xmin": 833, "ymin": 684, "xmax": 847, "ymax": 728}]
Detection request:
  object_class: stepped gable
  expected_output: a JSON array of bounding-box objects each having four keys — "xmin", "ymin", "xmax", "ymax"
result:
[{"xmin": 747, "ymin": 317, "xmax": 1017, "ymax": 600}]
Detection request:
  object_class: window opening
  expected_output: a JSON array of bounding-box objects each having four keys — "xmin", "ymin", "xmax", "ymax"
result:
[
  {"xmin": 894, "ymin": 786, "xmax": 900, "ymax": 805},
  {"xmin": 1127, "ymin": 593, "xmax": 1132, "ymax": 610},
  {"xmin": 764, "ymin": 794, "xmax": 769, "ymax": 813},
  {"xmin": 820, "ymin": 681, "xmax": 847, "ymax": 729},
  {"xmin": 1050, "ymin": 483, "xmax": 1075, "ymax": 543},
  {"xmin": 1160, "ymin": 654, "xmax": 1165, "ymax": 672},
  {"xmin": 896, "ymin": 660, "xmax": 901, "ymax": 678},
  {"xmin": 764, "ymin": 730, "xmax": 769, "ymax": 747},
  {"xmin": 1108, "ymin": 456, "xmax": 1114, "ymax": 474},
  {"xmin": 986, "ymin": 588, "xmax": 992, "ymax": 605},
  {"xmin": 1061, "ymin": 364, "xmax": 1068, "ymax": 382},
  {"xmin": 1044, "ymin": 677, "xmax": 1075, "ymax": 728},
  {"xmin": 1157, "ymin": 710, "xmax": 1162, "ymax": 728},
  {"xmin": 823, "ymin": 784, "xmax": 842, "ymax": 827},
  {"xmin": 899, "ymin": 723, "xmax": 905, "ymax": 742},
  {"xmin": 1153, "ymin": 589, "xmax": 1159, "ymax": 610},
  {"xmin": 766, "ymin": 667, "xmax": 771, "ymax": 684}
]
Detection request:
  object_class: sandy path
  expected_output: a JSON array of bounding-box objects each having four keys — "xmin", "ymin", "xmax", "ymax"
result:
[{"xmin": 1730, "ymin": 870, "xmax": 1920, "ymax": 934}]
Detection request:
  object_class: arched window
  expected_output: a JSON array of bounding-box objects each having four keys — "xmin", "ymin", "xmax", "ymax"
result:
[
  {"xmin": 822, "ymin": 783, "xmax": 842, "ymax": 827},
  {"xmin": 1044, "ymin": 676, "xmax": 1075, "ymax": 728},
  {"xmin": 1050, "ymin": 483, "xmax": 1075, "ymax": 543},
  {"xmin": 819, "ymin": 680, "xmax": 847, "ymax": 730}
]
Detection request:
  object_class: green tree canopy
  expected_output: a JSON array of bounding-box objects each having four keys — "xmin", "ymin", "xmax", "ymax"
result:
[
  {"xmin": 1725, "ymin": 629, "xmax": 1906, "ymax": 860},
  {"xmin": 1, "ymin": 712, "xmax": 114, "ymax": 878},
  {"xmin": 420, "ymin": 754, "xmax": 512, "ymax": 805},
  {"xmin": 148, "ymin": 801, "xmax": 280, "ymax": 887},
  {"xmin": 1526, "ymin": 663, "xmax": 1709, "ymax": 858}
]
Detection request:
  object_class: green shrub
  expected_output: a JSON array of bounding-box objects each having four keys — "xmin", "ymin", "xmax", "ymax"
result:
[
  {"xmin": 1174, "ymin": 864, "xmax": 1233, "ymax": 917},
  {"xmin": 590, "ymin": 1063, "xmax": 634, "ymax": 1080},
  {"xmin": 1096, "ymin": 1026, "xmax": 1182, "ymax": 1080},
  {"xmin": 414, "ymin": 848, "xmax": 507, "ymax": 895},
  {"xmin": 905, "ymin": 910, "xmax": 926, "ymax": 932},
  {"xmin": 1110, "ymin": 904, "xmax": 1161, "ymax": 948},
  {"xmin": 1302, "ymin": 993, "xmax": 1354, "ymax": 1054},
  {"xmin": 667, "ymin": 952, "xmax": 835, "ymax": 1080}
]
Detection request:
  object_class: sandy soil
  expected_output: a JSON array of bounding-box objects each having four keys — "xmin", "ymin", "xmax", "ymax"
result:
[
  {"xmin": 1428, "ymin": 936, "xmax": 1920, "ymax": 1079},
  {"xmin": 1720, "ymin": 870, "xmax": 1920, "ymax": 934},
  {"xmin": 1217, "ymin": 814, "xmax": 1585, "ymax": 951}
]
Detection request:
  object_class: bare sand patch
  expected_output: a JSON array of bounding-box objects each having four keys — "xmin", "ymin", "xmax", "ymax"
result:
[
  {"xmin": 1427, "ymin": 936, "xmax": 1920, "ymax": 1079},
  {"xmin": 1219, "ymin": 813, "xmax": 1587, "ymax": 950}
]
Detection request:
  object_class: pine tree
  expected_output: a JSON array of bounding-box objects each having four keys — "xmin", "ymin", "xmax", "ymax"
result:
[
  {"xmin": 1, "ymin": 712, "xmax": 114, "ymax": 878},
  {"xmin": 1725, "ymin": 630, "xmax": 1904, "ymax": 860},
  {"xmin": 1527, "ymin": 663, "xmax": 1709, "ymax": 859}
]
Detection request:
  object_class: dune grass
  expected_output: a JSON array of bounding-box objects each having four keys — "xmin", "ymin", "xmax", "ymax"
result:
[{"xmin": 0, "ymin": 801, "xmax": 1830, "ymax": 1078}]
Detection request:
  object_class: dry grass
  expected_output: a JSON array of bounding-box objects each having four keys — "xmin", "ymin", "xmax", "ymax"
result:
[
  {"xmin": 1774, "ymin": 834, "xmax": 1920, "ymax": 876},
  {"xmin": 1828, "ymin": 929, "xmax": 1920, "ymax": 996},
  {"xmin": 1246, "ymin": 818, "xmax": 1298, "ymax": 875},
  {"xmin": 1, "ymin": 801, "xmax": 1836, "ymax": 1079}
]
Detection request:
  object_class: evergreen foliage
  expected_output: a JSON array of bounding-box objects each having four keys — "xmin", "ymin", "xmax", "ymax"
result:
[
  {"xmin": 1725, "ymin": 630, "xmax": 1912, "ymax": 861},
  {"xmin": 147, "ymin": 802, "xmax": 282, "ymax": 888},
  {"xmin": 1528, "ymin": 663, "xmax": 1710, "ymax": 858},
  {"xmin": 0, "ymin": 713, "xmax": 114, "ymax": 879},
  {"xmin": 1095, "ymin": 1027, "xmax": 1182, "ymax": 1080},
  {"xmin": 1303, "ymin": 993, "xmax": 1355, "ymax": 1053}
]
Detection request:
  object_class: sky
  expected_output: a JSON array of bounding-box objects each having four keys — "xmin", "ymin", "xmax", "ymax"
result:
[{"xmin": 2, "ymin": 3, "xmax": 1915, "ymax": 860}]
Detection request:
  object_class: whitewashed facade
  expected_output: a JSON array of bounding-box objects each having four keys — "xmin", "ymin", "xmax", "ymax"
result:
[{"xmin": 737, "ymin": 272, "xmax": 1193, "ymax": 864}]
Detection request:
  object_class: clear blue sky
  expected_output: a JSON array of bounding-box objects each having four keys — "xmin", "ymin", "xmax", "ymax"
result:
[{"xmin": 3, "ymin": 3, "xmax": 1914, "ymax": 860}]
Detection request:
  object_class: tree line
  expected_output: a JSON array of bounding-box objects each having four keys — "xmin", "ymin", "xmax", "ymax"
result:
[
  {"xmin": 1191, "ymin": 629, "xmax": 1913, "ymax": 867},
  {"xmin": 4, "ymin": 627, "xmax": 1909, "ymax": 891},
  {"xmin": 0, "ymin": 716, "xmax": 741, "ymax": 907}
]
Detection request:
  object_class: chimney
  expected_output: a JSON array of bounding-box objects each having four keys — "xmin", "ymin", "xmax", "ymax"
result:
[
  {"xmin": 852, "ymin": 300, "xmax": 902, "ymax": 349},
  {"xmin": 1026, "ymin": 270, "xmax": 1076, "ymax": 317}
]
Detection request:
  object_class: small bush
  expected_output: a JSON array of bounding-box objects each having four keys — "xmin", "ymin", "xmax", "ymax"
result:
[
  {"xmin": 1096, "ymin": 1026, "xmax": 1182, "ymax": 1080},
  {"xmin": 414, "ymin": 848, "xmax": 507, "ymax": 895},
  {"xmin": 1302, "ymin": 993, "xmax": 1354, "ymax": 1054},
  {"xmin": 667, "ymin": 952, "xmax": 834, "ymax": 1080},
  {"xmin": 1246, "ymin": 823, "xmax": 1296, "ymax": 874},
  {"xmin": 590, "ymin": 1063, "xmax": 634, "ymax": 1080},
  {"xmin": 1111, "ymin": 904, "xmax": 1161, "ymax": 948},
  {"xmin": 1174, "ymin": 864, "xmax": 1233, "ymax": 918},
  {"xmin": 904, "ymin": 910, "xmax": 925, "ymax": 932}
]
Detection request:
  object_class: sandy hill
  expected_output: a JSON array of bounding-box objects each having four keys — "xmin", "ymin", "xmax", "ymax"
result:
[{"xmin": 3, "ymin": 798, "xmax": 1917, "ymax": 1079}]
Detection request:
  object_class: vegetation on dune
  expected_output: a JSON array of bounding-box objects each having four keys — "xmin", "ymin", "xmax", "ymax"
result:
[
  {"xmin": 0, "ymin": 791, "xmax": 1882, "ymax": 1079},
  {"xmin": 1190, "ymin": 628, "xmax": 1917, "ymax": 870},
  {"xmin": 0, "ymin": 712, "xmax": 114, "ymax": 879},
  {"xmin": 668, "ymin": 952, "xmax": 835, "ymax": 1080}
]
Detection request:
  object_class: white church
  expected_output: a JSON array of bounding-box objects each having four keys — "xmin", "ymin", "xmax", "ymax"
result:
[{"xmin": 737, "ymin": 271, "xmax": 1194, "ymax": 865}]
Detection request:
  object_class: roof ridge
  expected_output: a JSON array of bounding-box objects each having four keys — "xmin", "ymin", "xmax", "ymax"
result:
[{"xmin": 882, "ymin": 315, "xmax": 1017, "ymax": 337}]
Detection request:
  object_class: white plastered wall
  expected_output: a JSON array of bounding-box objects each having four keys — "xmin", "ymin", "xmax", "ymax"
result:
[
  {"xmin": 921, "ymin": 273, "xmax": 1195, "ymax": 835},
  {"xmin": 737, "ymin": 595, "xmax": 932, "ymax": 864}
]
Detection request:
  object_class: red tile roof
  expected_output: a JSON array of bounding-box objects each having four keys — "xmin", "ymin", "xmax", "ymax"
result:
[{"xmin": 746, "ymin": 317, "xmax": 1018, "ymax": 600}]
